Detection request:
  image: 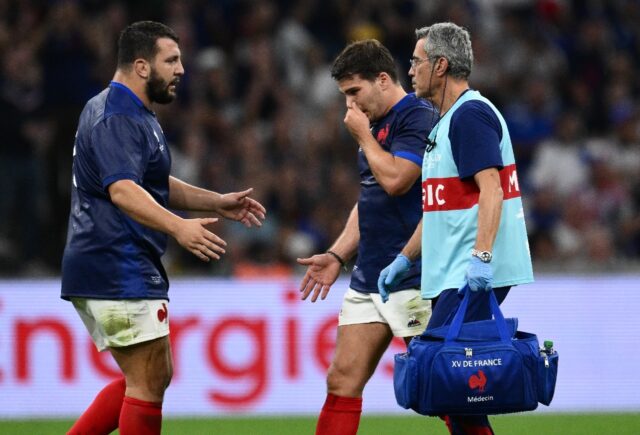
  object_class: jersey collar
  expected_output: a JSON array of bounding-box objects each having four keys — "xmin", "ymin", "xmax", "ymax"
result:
[
  {"xmin": 110, "ymin": 81, "xmax": 155, "ymax": 114},
  {"xmin": 390, "ymin": 92, "xmax": 416, "ymax": 113},
  {"xmin": 373, "ymin": 93, "xmax": 413, "ymax": 128}
]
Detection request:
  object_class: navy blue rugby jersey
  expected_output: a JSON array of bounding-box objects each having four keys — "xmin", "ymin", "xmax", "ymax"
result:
[
  {"xmin": 350, "ymin": 93, "xmax": 437, "ymax": 293},
  {"xmin": 61, "ymin": 82, "xmax": 172, "ymax": 300}
]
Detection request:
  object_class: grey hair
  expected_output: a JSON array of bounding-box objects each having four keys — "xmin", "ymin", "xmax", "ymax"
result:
[{"xmin": 415, "ymin": 22, "xmax": 473, "ymax": 80}]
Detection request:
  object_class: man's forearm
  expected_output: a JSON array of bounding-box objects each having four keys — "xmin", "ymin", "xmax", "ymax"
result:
[
  {"xmin": 168, "ymin": 176, "xmax": 221, "ymax": 211},
  {"xmin": 474, "ymin": 172, "xmax": 503, "ymax": 252},
  {"xmin": 328, "ymin": 204, "xmax": 360, "ymax": 261},
  {"xmin": 475, "ymin": 191, "xmax": 502, "ymax": 251},
  {"xmin": 360, "ymin": 135, "xmax": 419, "ymax": 195}
]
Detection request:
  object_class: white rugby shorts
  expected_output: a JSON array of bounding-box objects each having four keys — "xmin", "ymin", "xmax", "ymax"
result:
[
  {"xmin": 71, "ymin": 298, "xmax": 170, "ymax": 351},
  {"xmin": 338, "ymin": 288, "xmax": 431, "ymax": 337}
]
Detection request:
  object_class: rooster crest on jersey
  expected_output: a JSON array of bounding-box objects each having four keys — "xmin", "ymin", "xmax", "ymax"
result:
[{"xmin": 376, "ymin": 123, "xmax": 390, "ymax": 144}]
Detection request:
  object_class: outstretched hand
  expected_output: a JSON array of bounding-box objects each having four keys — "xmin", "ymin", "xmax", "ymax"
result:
[
  {"xmin": 217, "ymin": 188, "xmax": 266, "ymax": 227},
  {"xmin": 297, "ymin": 253, "xmax": 342, "ymax": 302},
  {"xmin": 173, "ymin": 217, "xmax": 227, "ymax": 262}
]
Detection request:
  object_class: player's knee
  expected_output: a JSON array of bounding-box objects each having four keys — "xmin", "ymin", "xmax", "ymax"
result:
[
  {"xmin": 146, "ymin": 380, "xmax": 169, "ymax": 400},
  {"xmin": 163, "ymin": 363, "xmax": 173, "ymax": 389},
  {"xmin": 326, "ymin": 363, "xmax": 363, "ymax": 395},
  {"xmin": 142, "ymin": 361, "xmax": 172, "ymax": 399},
  {"xmin": 326, "ymin": 362, "xmax": 347, "ymax": 386},
  {"xmin": 156, "ymin": 364, "xmax": 173, "ymax": 393}
]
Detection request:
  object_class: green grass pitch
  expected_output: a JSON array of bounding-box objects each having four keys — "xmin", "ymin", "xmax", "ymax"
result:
[{"xmin": 1, "ymin": 413, "xmax": 638, "ymax": 434}]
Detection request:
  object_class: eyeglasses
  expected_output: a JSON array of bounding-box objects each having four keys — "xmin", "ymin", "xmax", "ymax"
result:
[{"xmin": 409, "ymin": 57, "xmax": 429, "ymax": 69}]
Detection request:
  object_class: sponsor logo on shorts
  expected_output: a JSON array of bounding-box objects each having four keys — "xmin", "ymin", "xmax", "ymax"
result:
[{"xmin": 407, "ymin": 315, "xmax": 421, "ymax": 328}]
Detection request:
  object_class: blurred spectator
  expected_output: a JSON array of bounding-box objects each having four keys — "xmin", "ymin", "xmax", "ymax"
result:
[
  {"xmin": 619, "ymin": 184, "xmax": 640, "ymax": 257},
  {"xmin": 528, "ymin": 112, "xmax": 590, "ymax": 198},
  {"xmin": 588, "ymin": 107, "xmax": 640, "ymax": 188},
  {"xmin": 0, "ymin": 43, "xmax": 51, "ymax": 273},
  {"xmin": 526, "ymin": 187, "xmax": 562, "ymax": 262}
]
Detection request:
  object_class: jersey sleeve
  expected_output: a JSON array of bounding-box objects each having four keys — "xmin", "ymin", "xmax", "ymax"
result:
[
  {"xmin": 449, "ymin": 100, "xmax": 504, "ymax": 179},
  {"xmin": 91, "ymin": 114, "xmax": 149, "ymax": 190},
  {"xmin": 390, "ymin": 106, "xmax": 433, "ymax": 167}
]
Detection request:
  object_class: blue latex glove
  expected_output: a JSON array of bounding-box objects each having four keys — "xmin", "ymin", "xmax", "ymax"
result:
[
  {"xmin": 463, "ymin": 255, "xmax": 493, "ymax": 293},
  {"xmin": 377, "ymin": 254, "xmax": 411, "ymax": 303}
]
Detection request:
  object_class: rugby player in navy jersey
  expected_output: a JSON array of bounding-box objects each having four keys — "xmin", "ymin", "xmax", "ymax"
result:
[
  {"xmin": 379, "ymin": 23, "xmax": 534, "ymax": 435},
  {"xmin": 61, "ymin": 21, "xmax": 265, "ymax": 435},
  {"xmin": 296, "ymin": 39, "xmax": 437, "ymax": 435}
]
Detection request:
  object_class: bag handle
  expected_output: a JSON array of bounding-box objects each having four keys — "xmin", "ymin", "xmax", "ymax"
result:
[{"xmin": 444, "ymin": 285, "xmax": 511, "ymax": 344}]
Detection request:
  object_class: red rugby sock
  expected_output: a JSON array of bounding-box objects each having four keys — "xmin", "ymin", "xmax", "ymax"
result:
[
  {"xmin": 119, "ymin": 396, "xmax": 163, "ymax": 435},
  {"xmin": 67, "ymin": 377, "xmax": 126, "ymax": 435},
  {"xmin": 315, "ymin": 393, "xmax": 362, "ymax": 435}
]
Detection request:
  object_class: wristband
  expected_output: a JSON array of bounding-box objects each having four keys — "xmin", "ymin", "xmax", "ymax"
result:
[{"xmin": 326, "ymin": 250, "xmax": 348, "ymax": 271}]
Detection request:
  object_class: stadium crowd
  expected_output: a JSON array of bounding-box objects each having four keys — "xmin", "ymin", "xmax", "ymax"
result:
[{"xmin": 1, "ymin": 0, "xmax": 639, "ymax": 276}]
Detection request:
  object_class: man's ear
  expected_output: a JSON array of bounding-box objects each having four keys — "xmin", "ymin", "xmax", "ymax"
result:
[
  {"xmin": 134, "ymin": 59, "xmax": 150, "ymax": 79},
  {"xmin": 377, "ymin": 72, "xmax": 391, "ymax": 89},
  {"xmin": 435, "ymin": 57, "xmax": 449, "ymax": 76}
]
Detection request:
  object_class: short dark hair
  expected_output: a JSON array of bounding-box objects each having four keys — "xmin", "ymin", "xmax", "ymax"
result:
[
  {"xmin": 117, "ymin": 21, "xmax": 179, "ymax": 69},
  {"xmin": 331, "ymin": 39, "xmax": 398, "ymax": 82}
]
